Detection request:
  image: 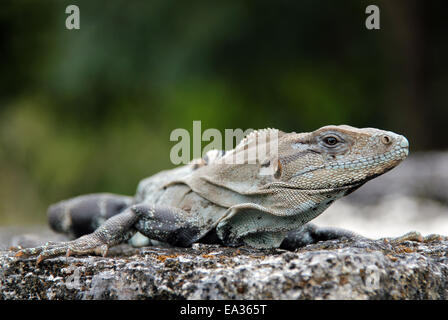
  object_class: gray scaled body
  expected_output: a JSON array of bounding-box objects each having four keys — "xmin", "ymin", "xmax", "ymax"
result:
[{"xmin": 15, "ymin": 125, "xmax": 409, "ymax": 263}]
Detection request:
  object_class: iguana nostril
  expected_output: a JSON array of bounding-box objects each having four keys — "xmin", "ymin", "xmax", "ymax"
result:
[{"xmin": 381, "ymin": 135, "xmax": 392, "ymax": 145}]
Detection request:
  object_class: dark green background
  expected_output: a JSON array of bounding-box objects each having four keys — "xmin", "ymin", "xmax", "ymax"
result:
[{"xmin": 0, "ymin": 0, "xmax": 447, "ymax": 224}]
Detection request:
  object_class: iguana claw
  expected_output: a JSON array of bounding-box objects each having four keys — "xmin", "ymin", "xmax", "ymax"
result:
[{"xmin": 14, "ymin": 235, "xmax": 108, "ymax": 265}]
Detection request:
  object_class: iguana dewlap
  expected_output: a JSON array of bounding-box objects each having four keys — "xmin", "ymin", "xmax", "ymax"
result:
[{"xmin": 15, "ymin": 125, "xmax": 409, "ymax": 263}]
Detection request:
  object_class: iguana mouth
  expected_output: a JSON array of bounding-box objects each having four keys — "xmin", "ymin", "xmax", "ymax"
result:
[{"xmin": 264, "ymin": 181, "xmax": 364, "ymax": 192}]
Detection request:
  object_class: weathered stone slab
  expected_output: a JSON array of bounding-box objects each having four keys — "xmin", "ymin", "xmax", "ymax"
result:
[{"xmin": 1, "ymin": 237, "xmax": 447, "ymax": 300}]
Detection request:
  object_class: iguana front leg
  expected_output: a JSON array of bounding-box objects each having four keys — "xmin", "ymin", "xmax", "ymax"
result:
[
  {"xmin": 15, "ymin": 209, "xmax": 138, "ymax": 264},
  {"xmin": 15, "ymin": 204, "xmax": 203, "ymax": 264},
  {"xmin": 280, "ymin": 223, "xmax": 367, "ymax": 250}
]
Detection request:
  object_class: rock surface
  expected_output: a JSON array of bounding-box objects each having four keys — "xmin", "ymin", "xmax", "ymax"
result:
[{"xmin": 1, "ymin": 234, "xmax": 448, "ymax": 300}]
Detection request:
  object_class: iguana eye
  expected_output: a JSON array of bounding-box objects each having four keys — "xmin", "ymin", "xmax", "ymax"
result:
[{"xmin": 323, "ymin": 136, "xmax": 339, "ymax": 146}]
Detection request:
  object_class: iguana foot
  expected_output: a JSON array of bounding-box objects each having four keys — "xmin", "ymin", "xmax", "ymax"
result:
[
  {"xmin": 423, "ymin": 233, "xmax": 448, "ymax": 242},
  {"xmin": 15, "ymin": 209, "xmax": 138, "ymax": 264},
  {"xmin": 15, "ymin": 234, "xmax": 109, "ymax": 264},
  {"xmin": 386, "ymin": 231, "xmax": 447, "ymax": 244}
]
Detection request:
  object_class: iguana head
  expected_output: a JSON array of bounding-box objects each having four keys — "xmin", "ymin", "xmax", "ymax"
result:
[{"xmin": 274, "ymin": 125, "xmax": 409, "ymax": 192}]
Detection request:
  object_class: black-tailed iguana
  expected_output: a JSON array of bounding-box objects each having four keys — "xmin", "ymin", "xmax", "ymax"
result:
[{"xmin": 15, "ymin": 125, "xmax": 410, "ymax": 264}]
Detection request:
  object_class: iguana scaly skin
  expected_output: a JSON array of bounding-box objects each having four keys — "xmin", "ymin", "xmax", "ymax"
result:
[{"xmin": 15, "ymin": 125, "xmax": 409, "ymax": 263}]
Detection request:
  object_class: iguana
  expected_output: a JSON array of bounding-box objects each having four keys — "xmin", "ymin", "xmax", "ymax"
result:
[{"xmin": 15, "ymin": 125, "xmax": 409, "ymax": 264}]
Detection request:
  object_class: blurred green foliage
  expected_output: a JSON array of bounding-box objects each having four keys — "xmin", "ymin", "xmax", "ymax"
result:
[{"xmin": 0, "ymin": 0, "xmax": 447, "ymax": 224}]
